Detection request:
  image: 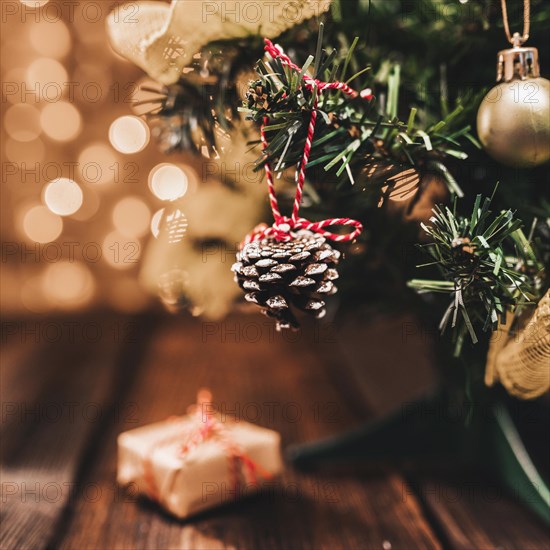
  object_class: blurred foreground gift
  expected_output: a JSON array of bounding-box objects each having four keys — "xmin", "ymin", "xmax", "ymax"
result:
[{"xmin": 117, "ymin": 391, "xmax": 283, "ymax": 519}]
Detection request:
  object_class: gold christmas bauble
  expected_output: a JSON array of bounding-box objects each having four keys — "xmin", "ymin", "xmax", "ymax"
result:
[
  {"xmin": 477, "ymin": 44, "xmax": 550, "ymax": 168},
  {"xmin": 477, "ymin": 77, "xmax": 550, "ymax": 167}
]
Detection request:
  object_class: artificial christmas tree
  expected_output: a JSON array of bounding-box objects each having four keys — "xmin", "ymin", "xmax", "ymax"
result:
[{"xmin": 108, "ymin": 0, "xmax": 550, "ymax": 523}]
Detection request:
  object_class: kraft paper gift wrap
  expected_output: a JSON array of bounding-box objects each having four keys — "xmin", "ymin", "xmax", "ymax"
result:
[{"xmin": 117, "ymin": 415, "xmax": 283, "ymax": 518}]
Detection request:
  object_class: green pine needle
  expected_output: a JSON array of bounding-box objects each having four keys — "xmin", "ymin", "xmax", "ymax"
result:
[
  {"xmin": 408, "ymin": 194, "xmax": 546, "ymax": 354},
  {"xmin": 243, "ymin": 31, "xmax": 473, "ymax": 193}
]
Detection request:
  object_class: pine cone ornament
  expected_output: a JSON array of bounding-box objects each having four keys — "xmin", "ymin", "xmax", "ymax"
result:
[
  {"xmin": 232, "ymin": 230, "xmax": 341, "ymax": 330},
  {"xmin": 233, "ymin": 40, "xmax": 362, "ymax": 329}
]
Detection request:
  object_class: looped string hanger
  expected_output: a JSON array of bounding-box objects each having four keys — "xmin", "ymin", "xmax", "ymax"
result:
[
  {"xmin": 501, "ymin": 0, "xmax": 530, "ymax": 46},
  {"xmin": 244, "ymin": 39, "xmax": 363, "ymax": 246}
]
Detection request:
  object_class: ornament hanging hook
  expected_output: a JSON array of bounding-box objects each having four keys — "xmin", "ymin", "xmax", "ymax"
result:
[
  {"xmin": 512, "ymin": 32, "xmax": 522, "ymax": 48},
  {"xmin": 501, "ymin": 0, "xmax": 530, "ymax": 46}
]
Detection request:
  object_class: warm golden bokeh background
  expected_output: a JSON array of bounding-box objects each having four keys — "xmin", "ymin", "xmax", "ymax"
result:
[{"xmin": 1, "ymin": 0, "xmax": 207, "ymax": 315}]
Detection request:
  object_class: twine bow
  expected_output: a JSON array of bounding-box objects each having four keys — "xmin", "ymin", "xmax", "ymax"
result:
[
  {"xmin": 244, "ymin": 39, "xmax": 363, "ymax": 246},
  {"xmin": 142, "ymin": 389, "xmax": 272, "ymax": 503}
]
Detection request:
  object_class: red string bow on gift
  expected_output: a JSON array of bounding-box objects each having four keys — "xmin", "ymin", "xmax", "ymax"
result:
[
  {"xmin": 244, "ymin": 39, "xmax": 363, "ymax": 246},
  {"xmin": 142, "ymin": 389, "xmax": 272, "ymax": 503}
]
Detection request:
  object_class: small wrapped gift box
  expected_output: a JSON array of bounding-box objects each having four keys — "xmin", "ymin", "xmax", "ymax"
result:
[{"xmin": 117, "ymin": 391, "xmax": 283, "ymax": 519}]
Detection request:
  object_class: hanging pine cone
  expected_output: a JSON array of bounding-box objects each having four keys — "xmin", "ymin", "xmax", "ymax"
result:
[{"xmin": 232, "ymin": 230, "xmax": 340, "ymax": 330}]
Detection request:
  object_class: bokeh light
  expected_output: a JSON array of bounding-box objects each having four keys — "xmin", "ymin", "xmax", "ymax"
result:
[
  {"xmin": 102, "ymin": 231, "xmax": 141, "ymax": 270},
  {"xmin": 43, "ymin": 177, "xmax": 83, "ymax": 216},
  {"xmin": 3, "ymin": 68, "xmax": 27, "ymax": 105},
  {"xmin": 40, "ymin": 101, "xmax": 82, "ymax": 141},
  {"xmin": 4, "ymin": 104, "xmax": 41, "ymax": 142},
  {"xmin": 148, "ymin": 163, "xmax": 189, "ymax": 201},
  {"xmin": 150, "ymin": 209, "xmax": 164, "ymax": 238},
  {"xmin": 20, "ymin": 0, "xmax": 50, "ymax": 6},
  {"xmin": 21, "ymin": 275, "xmax": 50, "ymax": 314},
  {"xmin": 29, "ymin": 20, "xmax": 71, "ymax": 58},
  {"xmin": 22, "ymin": 205, "xmax": 63, "ymax": 243},
  {"xmin": 112, "ymin": 196, "xmax": 151, "ymax": 238},
  {"xmin": 71, "ymin": 187, "xmax": 101, "ymax": 221},
  {"xmin": 109, "ymin": 115, "xmax": 150, "ymax": 154},
  {"xmin": 78, "ymin": 142, "xmax": 120, "ymax": 186},
  {"xmin": 26, "ymin": 58, "xmax": 68, "ymax": 99},
  {"xmin": 384, "ymin": 168, "xmax": 420, "ymax": 202},
  {"xmin": 0, "ymin": 0, "xmax": 163, "ymax": 318},
  {"xmin": 42, "ymin": 261, "xmax": 95, "ymax": 309},
  {"xmin": 150, "ymin": 206, "xmax": 188, "ymax": 243}
]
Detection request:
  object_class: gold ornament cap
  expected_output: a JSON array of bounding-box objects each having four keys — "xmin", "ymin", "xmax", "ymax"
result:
[{"xmin": 497, "ymin": 35, "xmax": 540, "ymax": 82}]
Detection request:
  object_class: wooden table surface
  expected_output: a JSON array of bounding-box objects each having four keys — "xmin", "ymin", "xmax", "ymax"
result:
[{"xmin": 1, "ymin": 311, "xmax": 548, "ymax": 549}]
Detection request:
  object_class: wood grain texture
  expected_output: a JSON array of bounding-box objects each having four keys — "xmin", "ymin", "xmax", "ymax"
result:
[
  {"xmin": 55, "ymin": 314, "xmax": 441, "ymax": 550},
  {"xmin": 0, "ymin": 314, "xmax": 147, "ymax": 550},
  {"xmin": 334, "ymin": 313, "xmax": 550, "ymax": 550},
  {"xmin": 413, "ymin": 475, "xmax": 550, "ymax": 550},
  {"xmin": 2, "ymin": 312, "xmax": 549, "ymax": 549}
]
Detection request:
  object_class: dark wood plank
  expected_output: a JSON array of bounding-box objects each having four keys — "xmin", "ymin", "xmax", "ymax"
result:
[
  {"xmin": 56, "ymin": 313, "xmax": 442, "ymax": 550},
  {"xmin": 412, "ymin": 475, "xmax": 550, "ymax": 550},
  {"xmin": 5, "ymin": 312, "xmax": 548, "ymax": 549},
  {"xmin": 0, "ymin": 313, "xmax": 143, "ymax": 550},
  {"xmin": 338, "ymin": 314, "xmax": 550, "ymax": 550}
]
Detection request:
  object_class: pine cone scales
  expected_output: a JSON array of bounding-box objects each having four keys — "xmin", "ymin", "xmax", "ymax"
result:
[
  {"xmin": 232, "ymin": 230, "xmax": 340, "ymax": 330},
  {"xmin": 246, "ymin": 83, "xmax": 270, "ymax": 110}
]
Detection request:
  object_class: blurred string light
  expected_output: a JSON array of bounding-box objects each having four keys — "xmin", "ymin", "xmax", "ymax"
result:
[
  {"xmin": 20, "ymin": 0, "xmax": 50, "ymax": 7},
  {"xmin": 4, "ymin": 104, "xmax": 41, "ymax": 142},
  {"xmin": 42, "ymin": 261, "xmax": 95, "ymax": 309},
  {"xmin": 0, "ymin": 0, "xmax": 157, "ymax": 315},
  {"xmin": 150, "ymin": 206, "xmax": 188, "ymax": 243},
  {"xmin": 26, "ymin": 58, "xmax": 68, "ymax": 99},
  {"xmin": 43, "ymin": 177, "xmax": 83, "ymax": 216},
  {"xmin": 109, "ymin": 115, "xmax": 150, "ymax": 154},
  {"xmin": 102, "ymin": 231, "xmax": 141, "ymax": 270},
  {"xmin": 163, "ymin": 209, "xmax": 188, "ymax": 244},
  {"xmin": 78, "ymin": 142, "xmax": 119, "ymax": 186},
  {"xmin": 41, "ymin": 101, "xmax": 82, "ymax": 141},
  {"xmin": 22, "ymin": 205, "xmax": 63, "ymax": 243},
  {"xmin": 3, "ymin": 68, "xmax": 27, "ymax": 105},
  {"xmin": 150, "ymin": 209, "xmax": 164, "ymax": 238},
  {"xmin": 376, "ymin": 168, "xmax": 420, "ymax": 207},
  {"xmin": 148, "ymin": 163, "xmax": 189, "ymax": 200},
  {"xmin": 29, "ymin": 19, "xmax": 71, "ymax": 58},
  {"xmin": 112, "ymin": 196, "xmax": 151, "ymax": 238},
  {"xmin": 21, "ymin": 275, "xmax": 50, "ymax": 314},
  {"xmin": 71, "ymin": 187, "xmax": 100, "ymax": 222}
]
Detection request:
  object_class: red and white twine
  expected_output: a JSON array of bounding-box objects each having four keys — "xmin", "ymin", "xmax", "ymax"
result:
[
  {"xmin": 141, "ymin": 389, "xmax": 272, "ymax": 503},
  {"xmin": 244, "ymin": 39, "xmax": 363, "ymax": 246}
]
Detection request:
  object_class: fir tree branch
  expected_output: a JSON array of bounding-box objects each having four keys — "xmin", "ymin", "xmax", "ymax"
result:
[
  {"xmin": 241, "ymin": 35, "xmax": 475, "ymax": 198},
  {"xmin": 408, "ymin": 194, "xmax": 547, "ymax": 355}
]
